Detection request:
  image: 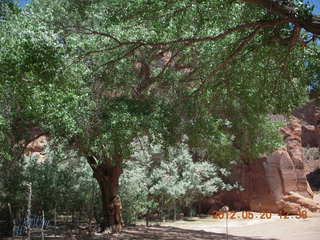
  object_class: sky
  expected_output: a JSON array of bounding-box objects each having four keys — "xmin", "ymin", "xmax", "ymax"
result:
[
  {"xmin": 17, "ymin": 0, "xmax": 30, "ymax": 7},
  {"xmin": 307, "ymin": 0, "xmax": 320, "ymax": 14}
]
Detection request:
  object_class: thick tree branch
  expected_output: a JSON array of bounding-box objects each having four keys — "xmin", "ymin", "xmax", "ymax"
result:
[
  {"xmin": 70, "ymin": 19, "xmax": 288, "ymax": 48},
  {"xmin": 289, "ymin": 25, "xmax": 302, "ymax": 51},
  {"xmin": 242, "ymin": 0, "xmax": 320, "ymax": 35},
  {"xmin": 87, "ymin": 156, "xmax": 98, "ymax": 171},
  {"xmin": 65, "ymin": 26, "xmax": 122, "ymax": 44},
  {"xmin": 132, "ymin": 59, "xmax": 153, "ymax": 98},
  {"xmin": 194, "ymin": 27, "xmax": 262, "ymax": 94},
  {"xmin": 96, "ymin": 44, "xmax": 143, "ymax": 72},
  {"xmin": 129, "ymin": 19, "xmax": 288, "ymax": 46}
]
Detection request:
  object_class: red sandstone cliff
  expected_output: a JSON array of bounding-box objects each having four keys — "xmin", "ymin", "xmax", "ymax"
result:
[
  {"xmin": 204, "ymin": 101, "xmax": 320, "ymax": 214},
  {"xmin": 23, "ymin": 127, "xmax": 48, "ymax": 163}
]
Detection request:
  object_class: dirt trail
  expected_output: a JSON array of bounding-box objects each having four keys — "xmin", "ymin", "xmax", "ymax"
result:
[
  {"xmin": 5, "ymin": 215, "xmax": 319, "ymax": 240},
  {"xmin": 4, "ymin": 209, "xmax": 319, "ymax": 240},
  {"xmin": 158, "ymin": 211, "xmax": 320, "ymax": 240}
]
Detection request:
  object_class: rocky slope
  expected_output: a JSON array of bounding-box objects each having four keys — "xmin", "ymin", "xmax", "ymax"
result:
[{"xmin": 203, "ymin": 100, "xmax": 320, "ymax": 214}]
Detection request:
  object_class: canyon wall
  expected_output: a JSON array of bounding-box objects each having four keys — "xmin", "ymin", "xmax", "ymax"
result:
[{"xmin": 203, "ymin": 101, "xmax": 320, "ymax": 214}]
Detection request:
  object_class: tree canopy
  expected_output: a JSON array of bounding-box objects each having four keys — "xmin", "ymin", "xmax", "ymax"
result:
[{"xmin": 1, "ymin": 0, "xmax": 315, "ymax": 159}]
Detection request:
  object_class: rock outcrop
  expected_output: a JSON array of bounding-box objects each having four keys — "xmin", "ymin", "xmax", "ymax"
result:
[
  {"xmin": 23, "ymin": 127, "xmax": 48, "ymax": 163},
  {"xmin": 204, "ymin": 102, "xmax": 320, "ymax": 214},
  {"xmin": 293, "ymin": 99, "xmax": 320, "ymax": 173}
]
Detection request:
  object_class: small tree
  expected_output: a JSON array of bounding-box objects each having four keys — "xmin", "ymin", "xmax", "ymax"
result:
[
  {"xmin": 119, "ymin": 137, "xmax": 238, "ymax": 223},
  {"xmin": 24, "ymin": 140, "xmax": 98, "ymax": 219}
]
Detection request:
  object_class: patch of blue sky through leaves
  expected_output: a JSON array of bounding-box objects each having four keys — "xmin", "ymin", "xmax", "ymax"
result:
[
  {"xmin": 17, "ymin": 0, "xmax": 30, "ymax": 7},
  {"xmin": 306, "ymin": 0, "xmax": 320, "ymax": 14}
]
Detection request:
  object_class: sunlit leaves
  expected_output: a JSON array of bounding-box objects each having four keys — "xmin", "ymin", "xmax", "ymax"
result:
[
  {"xmin": 119, "ymin": 139, "xmax": 237, "ymax": 223},
  {"xmin": 1, "ymin": 0, "xmax": 314, "ymax": 166}
]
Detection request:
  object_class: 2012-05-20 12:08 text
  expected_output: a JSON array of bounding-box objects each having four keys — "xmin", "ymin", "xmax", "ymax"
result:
[{"xmin": 210, "ymin": 210, "xmax": 308, "ymax": 220}]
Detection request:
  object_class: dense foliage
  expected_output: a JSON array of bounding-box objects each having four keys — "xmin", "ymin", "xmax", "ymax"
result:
[
  {"xmin": 1, "ymin": 0, "xmax": 314, "ymax": 169},
  {"xmin": 119, "ymin": 138, "xmax": 239, "ymax": 224},
  {"xmin": 0, "ymin": 140, "xmax": 99, "ymax": 220},
  {"xmin": 24, "ymin": 145, "xmax": 96, "ymax": 215},
  {"xmin": 27, "ymin": 0, "xmax": 316, "ymax": 160}
]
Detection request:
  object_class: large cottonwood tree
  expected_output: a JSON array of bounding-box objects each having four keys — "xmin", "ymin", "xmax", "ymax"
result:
[{"xmin": 1, "ymin": 0, "xmax": 319, "ymax": 231}]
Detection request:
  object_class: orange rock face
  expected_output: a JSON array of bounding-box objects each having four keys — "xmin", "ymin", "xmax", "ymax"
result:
[
  {"xmin": 294, "ymin": 100, "xmax": 320, "ymax": 174},
  {"xmin": 203, "ymin": 103, "xmax": 320, "ymax": 214},
  {"xmin": 23, "ymin": 127, "xmax": 48, "ymax": 163}
]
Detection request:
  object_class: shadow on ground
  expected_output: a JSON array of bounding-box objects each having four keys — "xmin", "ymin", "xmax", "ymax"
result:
[
  {"xmin": 117, "ymin": 226, "xmax": 278, "ymax": 240},
  {"xmin": 0, "ymin": 225, "xmax": 279, "ymax": 240}
]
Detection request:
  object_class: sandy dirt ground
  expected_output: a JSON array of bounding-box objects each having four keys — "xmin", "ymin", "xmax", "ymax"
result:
[
  {"xmin": 3, "ymin": 214, "xmax": 319, "ymax": 240},
  {"xmin": 157, "ymin": 211, "xmax": 320, "ymax": 240},
  {"xmin": 3, "ymin": 196, "xmax": 320, "ymax": 240}
]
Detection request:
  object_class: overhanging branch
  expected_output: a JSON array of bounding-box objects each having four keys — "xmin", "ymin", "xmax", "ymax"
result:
[
  {"xmin": 70, "ymin": 19, "xmax": 289, "ymax": 49},
  {"xmin": 193, "ymin": 27, "xmax": 262, "ymax": 94},
  {"xmin": 241, "ymin": 0, "xmax": 320, "ymax": 35}
]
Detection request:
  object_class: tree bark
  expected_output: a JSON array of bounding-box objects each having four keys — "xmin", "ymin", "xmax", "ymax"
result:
[
  {"xmin": 173, "ymin": 200, "xmax": 177, "ymax": 222},
  {"xmin": 0, "ymin": 205, "xmax": 13, "ymax": 237},
  {"xmin": 26, "ymin": 183, "xmax": 32, "ymax": 240},
  {"xmin": 242, "ymin": 0, "xmax": 320, "ymax": 35},
  {"xmin": 87, "ymin": 155, "xmax": 123, "ymax": 232}
]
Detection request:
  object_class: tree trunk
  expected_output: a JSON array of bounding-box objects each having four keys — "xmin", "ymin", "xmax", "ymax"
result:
[
  {"xmin": 173, "ymin": 200, "xmax": 177, "ymax": 222},
  {"xmin": 0, "ymin": 204, "xmax": 13, "ymax": 237},
  {"xmin": 145, "ymin": 210, "xmax": 150, "ymax": 227},
  {"xmin": 87, "ymin": 155, "xmax": 123, "ymax": 233},
  {"xmin": 26, "ymin": 183, "xmax": 32, "ymax": 240},
  {"xmin": 41, "ymin": 210, "xmax": 45, "ymax": 240},
  {"xmin": 54, "ymin": 207, "xmax": 57, "ymax": 237},
  {"xmin": 8, "ymin": 203, "xmax": 15, "ymax": 239}
]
